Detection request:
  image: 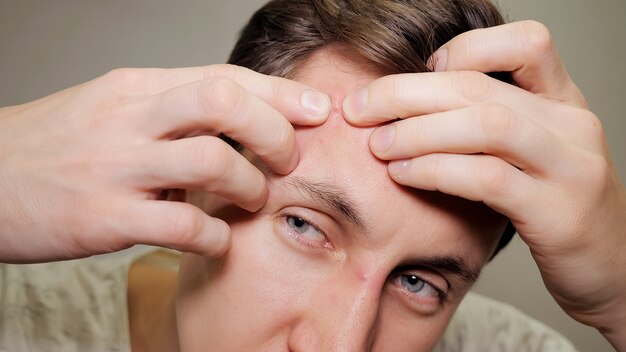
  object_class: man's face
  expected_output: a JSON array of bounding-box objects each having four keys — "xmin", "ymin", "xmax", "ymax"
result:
[{"xmin": 175, "ymin": 48, "xmax": 506, "ymax": 351}]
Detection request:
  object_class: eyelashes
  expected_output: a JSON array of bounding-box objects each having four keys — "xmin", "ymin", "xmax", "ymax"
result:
[
  {"xmin": 391, "ymin": 265, "xmax": 449, "ymax": 304},
  {"xmin": 393, "ymin": 272, "xmax": 448, "ymax": 303},
  {"xmin": 282, "ymin": 214, "xmax": 332, "ymax": 249}
]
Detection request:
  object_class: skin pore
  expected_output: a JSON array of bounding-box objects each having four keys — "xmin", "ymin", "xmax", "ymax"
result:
[{"xmin": 128, "ymin": 47, "xmax": 508, "ymax": 352}]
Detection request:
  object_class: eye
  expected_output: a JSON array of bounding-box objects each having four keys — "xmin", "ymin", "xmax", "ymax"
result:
[
  {"xmin": 284, "ymin": 215, "xmax": 329, "ymax": 248},
  {"xmin": 389, "ymin": 269, "xmax": 449, "ymax": 312},
  {"xmin": 287, "ymin": 216, "xmax": 316, "ymax": 235},
  {"xmin": 399, "ymin": 274, "xmax": 441, "ymax": 298}
]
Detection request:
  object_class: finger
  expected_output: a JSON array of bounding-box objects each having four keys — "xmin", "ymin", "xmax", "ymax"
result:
[
  {"xmin": 343, "ymin": 71, "xmax": 601, "ymax": 152},
  {"xmin": 106, "ymin": 64, "xmax": 331, "ymax": 125},
  {"xmin": 429, "ymin": 21, "xmax": 587, "ymax": 107},
  {"xmin": 140, "ymin": 77, "xmax": 300, "ymax": 174},
  {"xmin": 369, "ymin": 104, "xmax": 567, "ymax": 175},
  {"xmin": 387, "ymin": 153, "xmax": 546, "ymax": 224},
  {"xmin": 126, "ymin": 136, "xmax": 268, "ymax": 212},
  {"xmin": 344, "ymin": 71, "xmax": 535, "ymax": 126},
  {"xmin": 343, "ymin": 70, "xmax": 586, "ymax": 138},
  {"xmin": 116, "ymin": 200, "xmax": 231, "ymax": 257}
]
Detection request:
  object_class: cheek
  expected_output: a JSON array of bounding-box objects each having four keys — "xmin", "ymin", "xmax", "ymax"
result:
[{"xmin": 175, "ymin": 214, "xmax": 330, "ymax": 349}]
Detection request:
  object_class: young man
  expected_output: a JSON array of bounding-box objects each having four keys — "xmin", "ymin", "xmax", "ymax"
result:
[{"xmin": 0, "ymin": 0, "xmax": 624, "ymax": 351}]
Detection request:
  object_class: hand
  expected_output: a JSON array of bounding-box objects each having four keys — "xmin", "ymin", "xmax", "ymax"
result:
[
  {"xmin": 342, "ymin": 21, "xmax": 626, "ymax": 349},
  {"xmin": 0, "ymin": 64, "xmax": 330, "ymax": 263}
]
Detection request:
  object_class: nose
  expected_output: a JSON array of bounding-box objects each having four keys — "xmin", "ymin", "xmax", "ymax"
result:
[{"xmin": 287, "ymin": 272, "xmax": 383, "ymax": 352}]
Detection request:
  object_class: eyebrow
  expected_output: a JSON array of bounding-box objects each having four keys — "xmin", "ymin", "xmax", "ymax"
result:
[
  {"xmin": 282, "ymin": 176, "xmax": 366, "ymax": 232},
  {"xmin": 400, "ymin": 256, "xmax": 481, "ymax": 285},
  {"xmin": 279, "ymin": 175, "xmax": 481, "ymax": 285}
]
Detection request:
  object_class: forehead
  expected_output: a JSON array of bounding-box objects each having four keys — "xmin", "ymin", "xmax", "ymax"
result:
[
  {"xmin": 275, "ymin": 48, "xmax": 504, "ymax": 259},
  {"xmin": 291, "ymin": 48, "xmax": 390, "ymax": 195}
]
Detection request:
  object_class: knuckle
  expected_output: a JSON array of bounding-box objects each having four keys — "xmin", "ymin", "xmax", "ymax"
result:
[
  {"xmin": 388, "ymin": 75, "xmax": 412, "ymax": 102},
  {"xmin": 104, "ymin": 68, "xmax": 144, "ymax": 86},
  {"xmin": 408, "ymin": 119, "xmax": 427, "ymax": 145},
  {"xmin": 568, "ymin": 153, "xmax": 613, "ymax": 209},
  {"xmin": 268, "ymin": 77, "xmax": 286, "ymax": 104},
  {"xmin": 455, "ymin": 71, "xmax": 491, "ymax": 103},
  {"xmin": 478, "ymin": 104, "xmax": 518, "ymax": 147},
  {"xmin": 260, "ymin": 122, "xmax": 294, "ymax": 159},
  {"xmin": 186, "ymin": 138, "xmax": 233, "ymax": 187},
  {"xmin": 520, "ymin": 20, "xmax": 554, "ymax": 56},
  {"xmin": 387, "ymin": 77, "xmax": 400, "ymax": 102},
  {"xmin": 479, "ymin": 158, "xmax": 513, "ymax": 197},
  {"xmin": 579, "ymin": 110, "xmax": 605, "ymax": 141},
  {"xmin": 585, "ymin": 154, "xmax": 611, "ymax": 187},
  {"xmin": 197, "ymin": 77, "xmax": 243, "ymax": 118},
  {"xmin": 170, "ymin": 207, "xmax": 203, "ymax": 246},
  {"xmin": 204, "ymin": 64, "xmax": 239, "ymax": 79},
  {"xmin": 422, "ymin": 156, "xmax": 445, "ymax": 185},
  {"xmin": 211, "ymin": 227, "xmax": 231, "ymax": 257},
  {"xmin": 385, "ymin": 75, "xmax": 409, "ymax": 105}
]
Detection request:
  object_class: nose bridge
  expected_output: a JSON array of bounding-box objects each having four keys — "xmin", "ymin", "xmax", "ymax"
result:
[
  {"xmin": 289, "ymin": 269, "xmax": 384, "ymax": 352},
  {"xmin": 329, "ymin": 277, "xmax": 380, "ymax": 351}
]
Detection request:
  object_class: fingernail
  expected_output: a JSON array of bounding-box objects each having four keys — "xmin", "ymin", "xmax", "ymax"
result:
[
  {"xmin": 388, "ymin": 160, "xmax": 410, "ymax": 180},
  {"xmin": 301, "ymin": 90, "xmax": 331, "ymax": 119},
  {"xmin": 370, "ymin": 125, "xmax": 396, "ymax": 155},
  {"xmin": 343, "ymin": 86, "xmax": 368, "ymax": 120},
  {"xmin": 431, "ymin": 48, "xmax": 448, "ymax": 72}
]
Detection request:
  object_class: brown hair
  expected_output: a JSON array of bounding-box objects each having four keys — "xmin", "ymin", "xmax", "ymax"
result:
[
  {"xmin": 227, "ymin": 0, "xmax": 516, "ymax": 256},
  {"xmin": 228, "ymin": 0, "xmax": 509, "ymax": 78}
]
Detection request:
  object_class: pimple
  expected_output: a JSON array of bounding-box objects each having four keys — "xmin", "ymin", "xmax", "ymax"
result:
[
  {"xmin": 327, "ymin": 90, "xmax": 347, "ymax": 108},
  {"xmin": 326, "ymin": 95, "xmax": 345, "ymax": 122},
  {"xmin": 355, "ymin": 268, "xmax": 369, "ymax": 283},
  {"xmin": 351, "ymin": 262, "xmax": 385, "ymax": 286}
]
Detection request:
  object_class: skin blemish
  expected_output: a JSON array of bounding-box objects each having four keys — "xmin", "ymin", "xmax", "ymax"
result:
[
  {"xmin": 332, "ymin": 250, "xmax": 347, "ymax": 263},
  {"xmin": 351, "ymin": 261, "xmax": 379, "ymax": 284}
]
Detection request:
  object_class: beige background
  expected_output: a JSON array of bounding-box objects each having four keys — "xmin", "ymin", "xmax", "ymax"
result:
[{"xmin": 0, "ymin": 1, "xmax": 624, "ymax": 351}]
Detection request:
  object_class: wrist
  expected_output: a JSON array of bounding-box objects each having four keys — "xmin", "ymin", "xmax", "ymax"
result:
[
  {"xmin": 601, "ymin": 326, "xmax": 626, "ymax": 351},
  {"xmin": 596, "ymin": 299, "xmax": 626, "ymax": 351}
]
